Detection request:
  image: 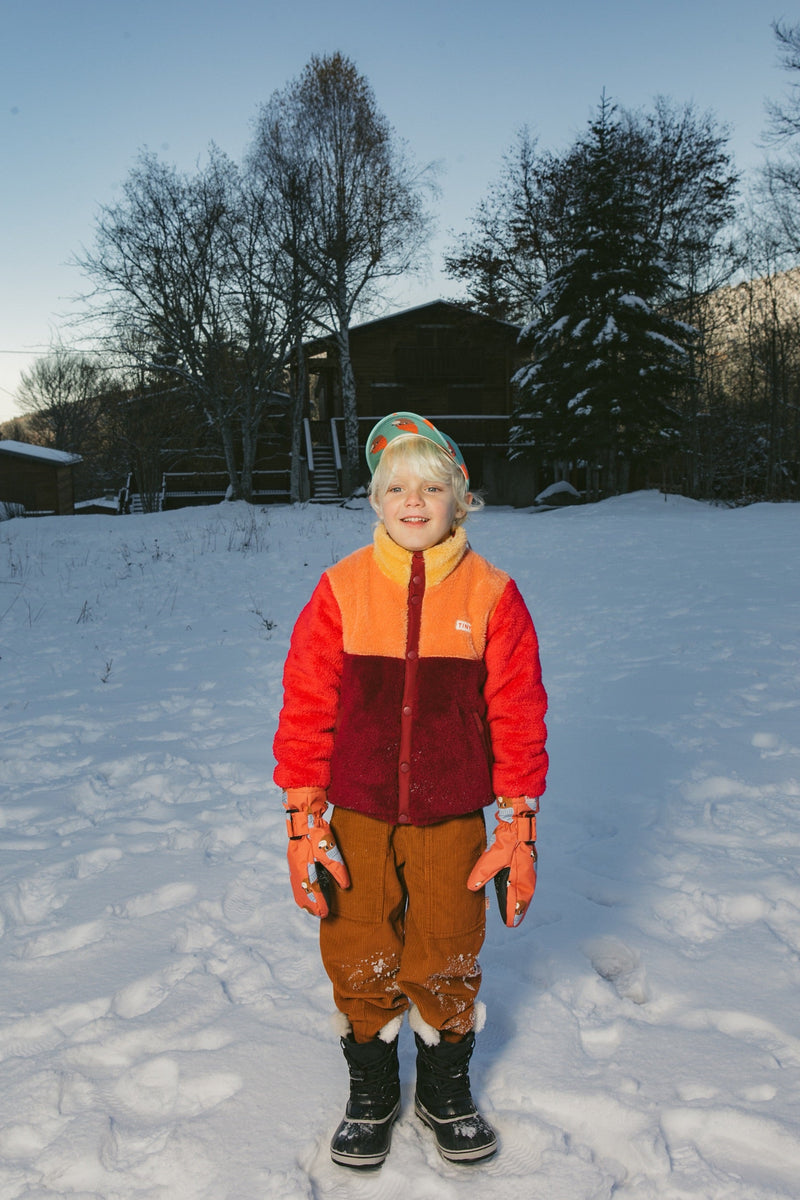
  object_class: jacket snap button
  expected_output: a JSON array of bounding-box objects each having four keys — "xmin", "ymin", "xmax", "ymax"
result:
[
  {"xmin": 400, "ymin": 761, "xmax": 410, "ymax": 773},
  {"xmin": 402, "ymin": 705, "xmax": 412, "ymax": 716}
]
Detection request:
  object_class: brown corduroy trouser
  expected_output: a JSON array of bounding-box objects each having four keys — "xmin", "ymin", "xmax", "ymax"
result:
[{"xmin": 319, "ymin": 807, "xmax": 488, "ymax": 1043}]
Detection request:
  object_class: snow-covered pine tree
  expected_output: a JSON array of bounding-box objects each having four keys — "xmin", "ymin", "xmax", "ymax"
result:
[{"xmin": 511, "ymin": 98, "xmax": 691, "ymax": 495}]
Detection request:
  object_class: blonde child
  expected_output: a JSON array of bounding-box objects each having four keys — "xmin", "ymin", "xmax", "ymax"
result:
[{"xmin": 273, "ymin": 412, "xmax": 548, "ymax": 1167}]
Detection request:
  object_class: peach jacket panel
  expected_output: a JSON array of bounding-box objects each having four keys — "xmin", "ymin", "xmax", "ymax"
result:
[{"xmin": 273, "ymin": 523, "xmax": 548, "ymax": 827}]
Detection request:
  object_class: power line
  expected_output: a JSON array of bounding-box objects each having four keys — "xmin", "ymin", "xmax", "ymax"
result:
[{"xmin": 0, "ymin": 347, "xmax": 108, "ymax": 356}]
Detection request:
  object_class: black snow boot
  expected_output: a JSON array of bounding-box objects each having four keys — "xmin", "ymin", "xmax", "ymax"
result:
[
  {"xmin": 330, "ymin": 1034, "xmax": 401, "ymax": 1168},
  {"xmin": 414, "ymin": 1031, "xmax": 498, "ymax": 1163}
]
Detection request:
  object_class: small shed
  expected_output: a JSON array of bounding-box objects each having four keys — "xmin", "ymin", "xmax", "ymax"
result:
[{"xmin": 0, "ymin": 440, "xmax": 83, "ymax": 516}]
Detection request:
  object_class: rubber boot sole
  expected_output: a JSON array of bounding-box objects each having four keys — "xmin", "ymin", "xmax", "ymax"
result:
[
  {"xmin": 415, "ymin": 1098, "xmax": 498, "ymax": 1163},
  {"xmin": 330, "ymin": 1100, "xmax": 401, "ymax": 1168}
]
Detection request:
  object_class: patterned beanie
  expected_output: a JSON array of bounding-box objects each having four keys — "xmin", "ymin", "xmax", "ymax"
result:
[{"xmin": 365, "ymin": 412, "xmax": 469, "ymax": 487}]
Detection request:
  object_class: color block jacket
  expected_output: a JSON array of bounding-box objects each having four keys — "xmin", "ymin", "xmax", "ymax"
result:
[{"xmin": 273, "ymin": 523, "xmax": 548, "ymax": 827}]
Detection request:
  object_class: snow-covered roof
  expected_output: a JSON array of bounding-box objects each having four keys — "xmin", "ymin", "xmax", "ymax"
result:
[
  {"xmin": 75, "ymin": 497, "xmax": 118, "ymax": 511},
  {"xmin": 347, "ymin": 298, "xmax": 521, "ymax": 334},
  {"xmin": 0, "ymin": 439, "xmax": 82, "ymax": 466}
]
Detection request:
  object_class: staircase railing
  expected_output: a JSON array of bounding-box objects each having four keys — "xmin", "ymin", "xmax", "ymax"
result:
[
  {"xmin": 330, "ymin": 420, "xmax": 342, "ymax": 471},
  {"xmin": 303, "ymin": 418, "xmax": 344, "ymax": 499},
  {"xmin": 303, "ymin": 418, "xmax": 315, "ymax": 475},
  {"xmin": 330, "ymin": 420, "xmax": 343, "ymax": 494}
]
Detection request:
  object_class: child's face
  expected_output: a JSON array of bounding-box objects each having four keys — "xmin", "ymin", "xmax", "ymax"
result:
[{"xmin": 374, "ymin": 467, "xmax": 459, "ymax": 552}]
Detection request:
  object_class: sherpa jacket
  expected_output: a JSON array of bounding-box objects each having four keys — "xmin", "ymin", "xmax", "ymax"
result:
[{"xmin": 273, "ymin": 523, "xmax": 548, "ymax": 827}]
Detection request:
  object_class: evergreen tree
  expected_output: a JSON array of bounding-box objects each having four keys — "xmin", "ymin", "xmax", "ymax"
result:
[
  {"xmin": 444, "ymin": 127, "xmax": 579, "ymax": 325},
  {"xmin": 512, "ymin": 99, "xmax": 690, "ymax": 493}
]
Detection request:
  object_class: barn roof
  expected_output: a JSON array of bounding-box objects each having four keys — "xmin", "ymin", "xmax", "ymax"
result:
[
  {"xmin": 345, "ymin": 299, "xmax": 521, "ymax": 334},
  {"xmin": 303, "ymin": 299, "xmax": 520, "ymax": 354}
]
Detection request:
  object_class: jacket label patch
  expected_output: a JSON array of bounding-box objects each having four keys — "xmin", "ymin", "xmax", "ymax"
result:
[{"xmin": 455, "ymin": 620, "xmax": 472, "ymax": 633}]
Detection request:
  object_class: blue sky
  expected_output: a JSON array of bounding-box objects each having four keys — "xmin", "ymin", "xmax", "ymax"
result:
[{"xmin": 0, "ymin": 0, "xmax": 788, "ymax": 422}]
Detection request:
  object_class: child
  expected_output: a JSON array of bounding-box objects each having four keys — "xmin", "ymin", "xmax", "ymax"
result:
[{"xmin": 273, "ymin": 412, "xmax": 548, "ymax": 1168}]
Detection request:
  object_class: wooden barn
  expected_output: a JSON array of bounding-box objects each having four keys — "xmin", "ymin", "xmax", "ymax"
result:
[
  {"xmin": 0, "ymin": 440, "xmax": 83, "ymax": 516},
  {"xmin": 300, "ymin": 300, "xmax": 527, "ymax": 501},
  {"xmin": 116, "ymin": 301, "xmax": 538, "ymax": 511}
]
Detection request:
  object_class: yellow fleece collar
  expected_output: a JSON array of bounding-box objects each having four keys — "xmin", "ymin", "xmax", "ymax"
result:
[{"xmin": 373, "ymin": 523, "xmax": 469, "ymax": 587}]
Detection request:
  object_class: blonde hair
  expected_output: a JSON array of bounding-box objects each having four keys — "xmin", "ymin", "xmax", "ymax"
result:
[{"xmin": 369, "ymin": 435, "xmax": 483, "ymax": 526}]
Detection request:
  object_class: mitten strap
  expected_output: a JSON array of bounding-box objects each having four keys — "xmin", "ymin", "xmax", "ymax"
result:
[
  {"xmin": 496, "ymin": 797, "xmax": 538, "ymax": 844},
  {"xmin": 285, "ymin": 808, "xmax": 314, "ymax": 839},
  {"xmin": 515, "ymin": 811, "xmax": 537, "ymax": 844}
]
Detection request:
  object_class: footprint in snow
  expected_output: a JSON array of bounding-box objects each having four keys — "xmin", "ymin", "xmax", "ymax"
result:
[
  {"xmin": 19, "ymin": 918, "xmax": 107, "ymax": 960},
  {"xmin": 661, "ymin": 1104, "xmax": 800, "ymax": 1194},
  {"xmin": 751, "ymin": 730, "xmax": 798, "ymax": 757},
  {"xmin": 221, "ymin": 870, "xmax": 264, "ymax": 923},
  {"xmin": 110, "ymin": 882, "xmax": 197, "ymax": 919},
  {"xmin": 112, "ymin": 959, "xmax": 197, "ymax": 1019},
  {"xmin": 106, "ymin": 1055, "xmax": 241, "ymax": 1121},
  {"xmin": 584, "ymin": 936, "xmax": 651, "ymax": 1005}
]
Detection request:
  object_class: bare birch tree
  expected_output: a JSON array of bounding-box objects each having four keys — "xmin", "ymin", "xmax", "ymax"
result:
[
  {"xmin": 249, "ymin": 52, "xmax": 435, "ymax": 491},
  {"xmin": 247, "ymin": 117, "xmax": 325, "ymax": 500}
]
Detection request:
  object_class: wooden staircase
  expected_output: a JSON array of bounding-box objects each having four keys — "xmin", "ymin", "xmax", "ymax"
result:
[{"xmin": 310, "ymin": 443, "xmax": 341, "ymax": 502}]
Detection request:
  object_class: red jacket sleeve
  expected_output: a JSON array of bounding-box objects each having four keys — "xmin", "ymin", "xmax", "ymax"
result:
[
  {"xmin": 483, "ymin": 579, "xmax": 548, "ymax": 800},
  {"xmin": 272, "ymin": 573, "xmax": 343, "ymax": 790}
]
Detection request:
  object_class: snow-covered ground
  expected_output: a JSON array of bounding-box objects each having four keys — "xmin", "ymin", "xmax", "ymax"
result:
[{"xmin": 1, "ymin": 492, "xmax": 799, "ymax": 1199}]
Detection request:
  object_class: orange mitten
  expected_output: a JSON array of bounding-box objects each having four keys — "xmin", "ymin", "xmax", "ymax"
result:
[
  {"xmin": 284, "ymin": 788, "xmax": 350, "ymax": 918},
  {"xmin": 467, "ymin": 797, "xmax": 538, "ymax": 928}
]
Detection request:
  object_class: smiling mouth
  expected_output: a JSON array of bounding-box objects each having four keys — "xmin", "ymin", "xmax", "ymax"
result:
[{"xmin": 401, "ymin": 517, "xmax": 429, "ymax": 523}]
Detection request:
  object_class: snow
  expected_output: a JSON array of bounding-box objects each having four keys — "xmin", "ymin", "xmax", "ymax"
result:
[
  {"xmin": 619, "ymin": 293, "xmax": 650, "ymax": 312},
  {"xmin": 534, "ymin": 481, "xmax": 582, "ymax": 504},
  {"xmin": 1, "ymin": 493, "xmax": 799, "ymax": 1199},
  {"xmin": 75, "ymin": 499, "xmax": 119, "ymax": 513},
  {"xmin": 567, "ymin": 388, "xmax": 592, "ymax": 413},
  {"xmin": 0, "ymin": 440, "xmax": 82, "ymax": 466},
  {"xmin": 594, "ymin": 315, "xmax": 620, "ymax": 343},
  {"xmin": 645, "ymin": 329, "xmax": 689, "ymax": 355}
]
